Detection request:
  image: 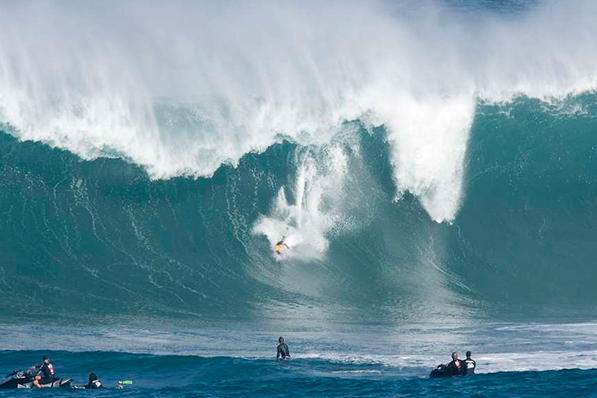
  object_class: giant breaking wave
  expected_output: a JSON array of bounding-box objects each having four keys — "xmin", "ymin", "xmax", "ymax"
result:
[{"xmin": 1, "ymin": 0, "xmax": 597, "ymax": 323}]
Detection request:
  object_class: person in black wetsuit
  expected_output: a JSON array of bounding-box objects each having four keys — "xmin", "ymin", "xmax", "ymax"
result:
[
  {"xmin": 276, "ymin": 337, "xmax": 291, "ymax": 360},
  {"xmin": 39, "ymin": 356, "xmax": 56, "ymax": 385},
  {"xmin": 86, "ymin": 373, "xmax": 105, "ymax": 389},
  {"xmin": 445, "ymin": 352, "xmax": 464, "ymax": 376},
  {"xmin": 463, "ymin": 351, "xmax": 476, "ymax": 375}
]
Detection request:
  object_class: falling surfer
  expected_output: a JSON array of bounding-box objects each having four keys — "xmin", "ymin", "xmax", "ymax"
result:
[{"xmin": 275, "ymin": 236, "xmax": 289, "ymax": 255}]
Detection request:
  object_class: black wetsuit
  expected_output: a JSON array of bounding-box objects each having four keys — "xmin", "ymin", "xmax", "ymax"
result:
[
  {"xmin": 40, "ymin": 362, "xmax": 56, "ymax": 384},
  {"xmin": 86, "ymin": 379, "xmax": 105, "ymax": 389},
  {"xmin": 445, "ymin": 359, "xmax": 464, "ymax": 376},
  {"xmin": 464, "ymin": 358, "xmax": 476, "ymax": 375},
  {"xmin": 277, "ymin": 343, "xmax": 290, "ymax": 359}
]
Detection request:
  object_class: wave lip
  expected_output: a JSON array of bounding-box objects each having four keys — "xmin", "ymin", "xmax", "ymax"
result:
[{"xmin": 2, "ymin": 0, "xmax": 597, "ymax": 223}]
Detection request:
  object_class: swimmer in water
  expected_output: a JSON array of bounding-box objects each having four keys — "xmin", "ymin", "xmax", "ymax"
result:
[{"xmin": 276, "ymin": 337, "xmax": 291, "ymax": 360}]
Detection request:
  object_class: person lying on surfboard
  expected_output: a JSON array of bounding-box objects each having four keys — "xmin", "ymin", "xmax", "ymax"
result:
[{"xmin": 275, "ymin": 237, "xmax": 289, "ymax": 255}]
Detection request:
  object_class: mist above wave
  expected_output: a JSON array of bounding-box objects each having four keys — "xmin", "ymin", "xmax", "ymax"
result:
[{"xmin": 1, "ymin": 0, "xmax": 596, "ymax": 221}]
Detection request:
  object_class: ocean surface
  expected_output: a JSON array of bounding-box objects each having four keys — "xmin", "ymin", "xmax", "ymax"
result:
[{"xmin": 2, "ymin": 0, "xmax": 597, "ymax": 396}]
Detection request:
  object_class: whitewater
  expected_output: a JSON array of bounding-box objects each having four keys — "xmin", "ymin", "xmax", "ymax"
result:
[{"xmin": 1, "ymin": 0, "xmax": 597, "ymax": 396}]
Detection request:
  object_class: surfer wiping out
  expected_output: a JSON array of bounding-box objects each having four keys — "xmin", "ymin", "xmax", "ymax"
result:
[{"xmin": 274, "ymin": 237, "xmax": 289, "ymax": 255}]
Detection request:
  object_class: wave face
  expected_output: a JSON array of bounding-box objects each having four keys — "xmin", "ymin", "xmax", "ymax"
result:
[
  {"xmin": 1, "ymin": 93, "xmax": 597, "ymax": 323},
  {"xmin": 1, "ymin": 0, "xmax": 597, "ymax": 324}
]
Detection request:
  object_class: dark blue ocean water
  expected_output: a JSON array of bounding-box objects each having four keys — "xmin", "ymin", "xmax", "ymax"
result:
[
  {"xmin": 3, "ymin": 320, "xmax": 597, "ymax": 396},
  {"xmin": 2, "ymin": 352, "xmax": 597, "ymax": 397}
]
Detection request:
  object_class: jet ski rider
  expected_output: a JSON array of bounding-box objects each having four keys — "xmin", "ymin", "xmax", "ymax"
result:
[
  {"xmin": 445, "ymin": 352, "xmax": 464, "ymax": 376},
  {"xmin": 39, "ymin": 356, "xmax": 56, "ymax": 385},
  {"xmin": 463, "ymin": 351, "xmax": 476, "ymax": 375}
]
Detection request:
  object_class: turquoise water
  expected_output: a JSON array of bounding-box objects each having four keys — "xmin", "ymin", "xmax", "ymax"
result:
[
  {"xmin": 2, "ymin": 0, "xmax": 597, "ymax": 396},
  {"xmin": 2, "ymin": 95, "xmax": 597, "ymax": 321}
]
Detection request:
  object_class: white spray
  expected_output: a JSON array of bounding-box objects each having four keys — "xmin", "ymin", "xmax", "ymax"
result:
[
  {"xmin": 1, "ymin": 0, "xmax": 597, "ymax": 222},
  {"xmin": 252, "ymin": 145, "xmax": 350, "ymax": 259}
]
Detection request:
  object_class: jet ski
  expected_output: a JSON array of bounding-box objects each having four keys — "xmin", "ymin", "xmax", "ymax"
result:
[
  {"xmin": 0, "ymin": 369, "xmax": 72, "ymax": 389},
  {"xmin": 429, "ymin": 364, "xmax": 458, "ymax": 378},
  {"xmin": 0, "ymin": 369, "xmax": 34, "ymax": 389}
]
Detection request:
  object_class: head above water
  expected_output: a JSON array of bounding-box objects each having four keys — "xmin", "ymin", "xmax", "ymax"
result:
[
  {"xmin": 466, "ymin": 351, "xmax": 472, "ymax": 358},
  {"xmin": 451, "ymin": 352, "xmax": 458, "ymax": 360},
  {"xmin": 89, "ymin": 373, "xmax": 97, "ymax": 381},
  {"xmin": 278, "ymin": 336, "xmax": 284, "ymax": 344},
  {"xmin": 42, "ymin": 356, "xmax": 49, "ymax": 363}
]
